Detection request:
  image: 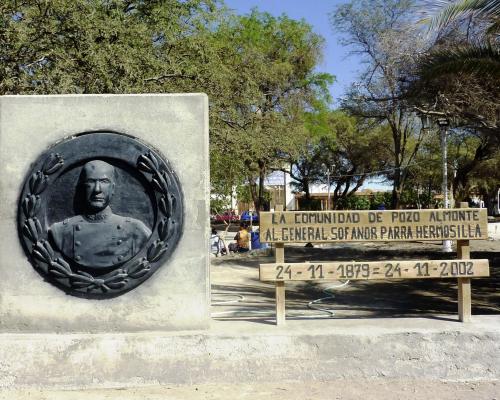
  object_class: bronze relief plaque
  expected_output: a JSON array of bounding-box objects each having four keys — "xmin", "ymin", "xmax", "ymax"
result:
[{"xmin": 18, "ymin": 131, "xmax": 184, "ymax": 299}]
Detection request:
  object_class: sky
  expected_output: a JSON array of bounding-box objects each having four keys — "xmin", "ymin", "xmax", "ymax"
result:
[{"xmin": 223, "ymin": 0, "xmax": 361, "ymax": 105}]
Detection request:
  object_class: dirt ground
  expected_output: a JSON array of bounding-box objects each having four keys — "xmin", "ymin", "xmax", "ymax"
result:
[{"xmin": 211, "ymin": 239, "xmax": 500, "ymax": 321}]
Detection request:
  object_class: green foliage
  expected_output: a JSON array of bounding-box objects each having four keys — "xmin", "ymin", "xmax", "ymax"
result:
[
  {"xmin": 327, "ymin": 113, "xmax": 392, "ymax": 202},
  {"xmin": 398, "ymin": 130, "xmax": 442, "ymax": 204},
  {"xmin": 335, "ymin": 195, "xmax": 371, "ymax": 210},
  {"xmin": 283, "ymin": 109, "xmax": 392, "ymax": 206},
  {"xmin": 210, "ymin": 150, "xmax": 247, "ymax": 200},
  {"xmin": 236, "ymin": 184, "xmax": 271, "ymax": 204},
  {"xmin": 331, "ymin": 191, "xmax": 402, "ymax": 210},
  {"xmin": 370, "ymin": 192, "xmax": 393, "ymax": 208},
  {"xmin": 400, "ymin": 188, "xmax": 433, "ymax": 208},
  {"xmin": 421, "ymin": 43, "xmax": 500, "ymax": 78},
  {"xmin": 0, "ymin": 0, "xmax": 222, "ymax": 94},
  {"xmin": 210, "ymin": 197, "xmax": 230, "ymax": 214},
  {"xmin": 468, "ymin": 152, "xmax": 500, "ymax": 209},
  {"xmin": 409, "ymin": 0, "xmax": 500, "ymax": 199},
  {"xmin": 335, "ymin": 192, "xmax": 393, "ymax": 210},
  {"xmin": 236, "ymin": 184, "xmax": 253, "ymax": 204},
  {"xmin": 210, "ymin": 10, "xmax": 334, "ymax": 210}
]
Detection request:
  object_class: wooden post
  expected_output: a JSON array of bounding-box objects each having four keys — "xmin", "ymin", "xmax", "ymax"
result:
[
  {"xmin": 457, "ymin": 201, "xmax": 472, "ymax": 322},
  {"xmin": 275, "ymin": 205, "xmax": 286, "ymax": 326}
]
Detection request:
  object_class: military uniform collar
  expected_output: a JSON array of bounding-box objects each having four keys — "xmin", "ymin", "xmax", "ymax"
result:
[{"xmin": 83, "ymin": 206, "xmax": 112, "ymax": 222}]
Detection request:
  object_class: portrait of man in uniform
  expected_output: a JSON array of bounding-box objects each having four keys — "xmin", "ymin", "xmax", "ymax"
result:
[{"xmin": 49, "ymin": 160, "xmax": 152, "ymax": 269}]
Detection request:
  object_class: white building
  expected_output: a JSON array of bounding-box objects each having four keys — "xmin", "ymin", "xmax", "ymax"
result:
[{"xmin": 263, "ymin": 172, "xmax": 391, "ymax": 211}]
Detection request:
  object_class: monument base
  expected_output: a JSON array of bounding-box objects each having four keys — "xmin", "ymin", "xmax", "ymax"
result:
[{"xmin": 1, "ymin": 316, "xmax": 498, "ymax": 390}]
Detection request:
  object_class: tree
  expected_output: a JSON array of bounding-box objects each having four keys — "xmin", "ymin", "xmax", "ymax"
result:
[
  {"xmin": 278, "ymin": 102, "xmax": 335, "ymax": 208},
  {"xmin": 398, "ymin": 130, "xmax": 442, "ymax": 207},
  {"xmin": 210, "ymin": 10, "xmax": 333, "ymax": 212},
  {"xmin": 0, "ymin": 2, "xmax": 333, "ymax": 211},
  {"xmin": 284, "ymin": 139, "xmax": 326, "ymax": 208},
  {"xmin": 281, "ymin": 110, "xmax": 392, "ymax": 209},
  {"xmin": 0, "ymin": 0, "xmax": 225, "ymax": 95},
  {"xmin": 331, "ymin": 0, "xmax": 431, "ymax": 209},
  {"xmin": 401, "ymin": 1, "xmax": 500, "ymax": 204},
  {"xmin": 397, "ymin": 123, "xmax": 500, "ymax": 208},
  {"xmin": 425, "ymin": 0, "xmax": 500, "ymax": 34},
  {"xmin": 467, "ymin": 151, "xmax": 500, "ymax": 213},
  {"xmin": 448, "ymin": 128, "xmax": 500, "ymax": 199},
  {"xmin": 409, "ymin": 0, "xmax": 499, "ymax": 135},
  {"xmin": 321, "ymin": 113, "xmax": 391, "ymax": 208}
]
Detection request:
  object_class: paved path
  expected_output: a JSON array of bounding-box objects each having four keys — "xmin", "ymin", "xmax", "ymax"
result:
[{"xmin": 2, "ymin": 380, "xmax": 498, "ymax": 400}]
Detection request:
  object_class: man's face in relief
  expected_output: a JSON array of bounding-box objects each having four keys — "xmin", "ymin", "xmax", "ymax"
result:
[{"xmin": 81, "ymin": 161, "xmax": 115, "ymax": 212}]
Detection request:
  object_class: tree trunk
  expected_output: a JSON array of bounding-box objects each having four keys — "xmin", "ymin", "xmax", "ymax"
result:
[
  {"xmin": 391, "ymin": 168, "xmax": 402, "ymax": 209},
  {"xmin": 304, "ymin": 178, "xmax": 311, "ymax": 201},
  {"xmin": 256, "ymin": 159, "xmax": 266, "ymax": 212},
  {"xmin": 248, "ymin": 176, "xmax": 259, "ymax": 212}
]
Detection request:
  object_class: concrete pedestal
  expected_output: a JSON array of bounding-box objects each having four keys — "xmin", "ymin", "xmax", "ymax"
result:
[
  {"xmin": 0, "ymin": 317, "xmax": 499, "ymax": 389},
  {"xmin": 0, "ymin": 94, "xmax": 210, "ymax": 332}
]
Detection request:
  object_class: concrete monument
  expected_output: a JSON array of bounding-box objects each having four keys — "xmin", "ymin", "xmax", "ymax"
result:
[{"xmin": 0, "ymin": 94, "xmax": 209, "ymax": 329}]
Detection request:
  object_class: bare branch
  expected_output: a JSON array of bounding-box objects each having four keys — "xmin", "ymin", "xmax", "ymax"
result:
[{"xmin": 144, "ymin": 73, "xmax": 195, "ymax": 82}]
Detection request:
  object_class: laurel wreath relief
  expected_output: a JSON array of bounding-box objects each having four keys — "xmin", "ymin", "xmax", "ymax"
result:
[{"xmin": 21, "ymin": 151, "xmax": 177, "ymax": 293}]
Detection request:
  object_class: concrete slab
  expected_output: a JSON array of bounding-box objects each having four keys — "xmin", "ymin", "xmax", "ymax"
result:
[
  {"xmin": 0, "ymin": 316, "xmax": 499, "ymax": 390},
  {"xmin": 1, "ymin": 380, "xmax": 499, "ymax": 400}
]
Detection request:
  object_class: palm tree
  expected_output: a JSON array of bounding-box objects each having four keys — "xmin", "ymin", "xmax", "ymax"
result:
[
  {"xmin": 427, "ymin": 0, "xmax": 500, "ymax": 32},
  {"xmin": 421, "ymin": 42, "xmax": 500, "ymax": 77},
  {"xmin": 410, "ymin": 1, "xmax": 499, "ymax": 136},
  {"xmin": 412, "ymin": 0, "xmax": 499, "ymax": 205},
  {"xmin": 421, "ymin": 0, "xmax": 500, "ymax": 77}
]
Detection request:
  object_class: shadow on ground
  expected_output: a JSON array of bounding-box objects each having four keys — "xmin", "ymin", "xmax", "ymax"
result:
[{"xmin": 211, "ymin": 242, "xmax": 500, "ymax": 322}]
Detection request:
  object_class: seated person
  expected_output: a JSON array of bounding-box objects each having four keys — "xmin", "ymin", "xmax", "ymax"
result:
[
  {"xmin": 233, "ymin": 222, "xmax": 250, "ymax": 253},
  {"xmin": 210, "ymin": 228, "xmax": 227, "ymax": 256}
]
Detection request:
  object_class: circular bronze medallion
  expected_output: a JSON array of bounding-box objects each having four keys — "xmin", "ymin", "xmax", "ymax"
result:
[{"xmin": 18, "ymin": 131, "xmax": 184, "ymax": 299}]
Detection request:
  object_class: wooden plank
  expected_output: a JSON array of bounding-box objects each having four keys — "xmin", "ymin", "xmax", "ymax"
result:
[
  {"xmin": 457, "ymin": 202, "xmax": 472, "ymax": 323},
  {"xmin": 260, "ymin": 259, "xmax": 489, "ymax": 282},
  {"xmin": 275, "ymin": 280, "xmax": 285, "ymax": 325},
  {"xmin": 274, "ymin": 204, "xmax": 286, "ymax": 326},
  {"xmin": 260, "ymin": 208, "xmax": 488, "ymax": 243},
  {"xmin": 275, "ymin": 242, "xmax": 285, "ymax": 325},
  {"xmin": 458, "ymin": 278, "xmax": 471, "ymax": 322}
]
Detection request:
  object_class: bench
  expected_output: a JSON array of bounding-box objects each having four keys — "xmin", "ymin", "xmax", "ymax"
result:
[{"xmin": 259, "ymin": 202, "xmax": 490, "ymax": 325}]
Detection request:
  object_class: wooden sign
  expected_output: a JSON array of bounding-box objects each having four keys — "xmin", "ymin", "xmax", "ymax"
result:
[
  {"xmin": 260, "ymin": 209, "xmax": 488, "ymax": 243},
  {"xmin": 260, "ymin": 259, "xmax": 490, "ymax": 281}
]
